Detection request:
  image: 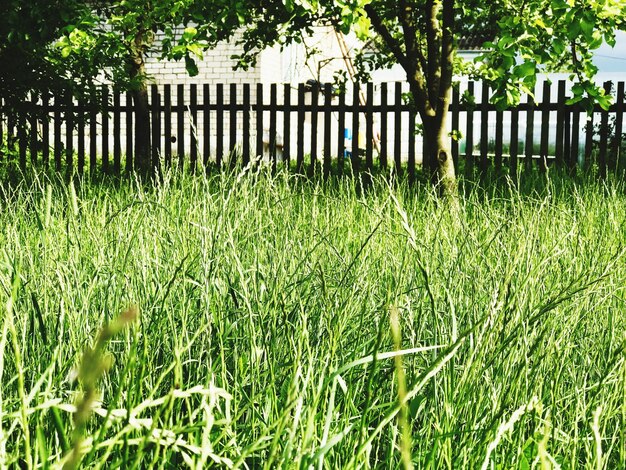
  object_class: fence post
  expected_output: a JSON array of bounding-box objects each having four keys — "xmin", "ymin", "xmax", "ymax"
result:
[
  {"xmin": 539, "ymin": 81, "xmax": 550, "ymax": 172},
  {"xmin": 269, "ymin": 83, "xmax": 277, "ymax": 172},
  {"xmin": 190, "ymin": 83, "xmax": 198, "ymax": 171},
  {"xmin": 89, "ymin": 88, "xmax": 97, "ymax": 174},
  {"xmin": 309, "ymin": 83, "xmax": 319, "ymax": 176},
  {"xmin": 555, "ymin": 81, "xmax": 566, "ymax": 165},
  {"xmin": 202, "ymin": 84, "xmax": 211, "ymax": 168},
  {"xmin": 524, "ymin": 84, "xmax": 535, "ymax": 172},
  {"xmin": 297, "ymin": 83, "xmax": 305, "ymax": 173},
  {"xmin": 408, "ymin": 104, "xmax": 416, "ymax": 183},
  {"xmin": 583, "ymin": 107, "xmax": 594, "ymax": 170},
  {"xmin": 495, "ymin": 101, "xmax": 504, "ymax": 172},
  {"xmin": 102, "ymin": 85, "xmax": 110, "ymax": 173},
  {"xmin": 351, "ymin": 83, "xmax": 360, "ymax": 174},
  {"xmin": 151, "ymin": 85, "xmax": 161, "ymax": 172},
  {"xmin": 380, "ymin": 83, "xmax": 388, "ymax": 170},
  {"xmin": 176, "ymin": 84, "xmax": 185, "ymax": 168},
  {"xmin": 113, "ymin": 87, "xmax": 121, "ymax": 174},
  {"xmin": 614, "ymin": 82, "xmax": 624, "ymax": 174},
  {"xmin": 18, "ymin": 112, "xmax": 27, "ymax": 170},
  {"xmin": 255, "ymin": 83, "xmax": 263, "ymax": 166},
  {"xmin": 283, "ymin": 84, "xmax": 291, "ymax": 168},
  {"xmin": 54, "ymin": 93, "xmax": 62, "ymax": 172},
  {"xmin": 598, "ymin": 81, "xmax": 612, "ymax": 178},
  {"xmin": 464, "ymin": 81, "xmax": 475, "ymax": 178},
  {"xmin": 394, "ymin": 83, "xmax": 402, "ymax": 175},
  {"xmin": 479, "ymin": 81, "xmax": 489, "ymax": 174},
  {"xmin": 510, "ymin": 105, "xmax": 519, "ymax": 183},
  {"xmin": 243, "ymin": 84, "xmax": 251, "ymax": 166},
  {"xmin": 29, "ymin": 93, "xmax": 39, "ymax": 168},
  {"xmin": 365, "ymin": 82, "xmax": 374, "ymax": 172},
  {"xmin": 230, "ymin": 83, "xmax": 238, "ymax": 168},
  {"xmin": 77, "ymin": 95, "xmax": 85, "ymax": 174},
  {"xmin": 125, "ymin": 91, "xmax": 133, "ymax": 173},
  {"xmin": 323, "ymin": 83, "xmax": 332, "ymax": 177},
  {"xmin": 451, "ymin": 86, "xmax": 459, "ymax": 170}
]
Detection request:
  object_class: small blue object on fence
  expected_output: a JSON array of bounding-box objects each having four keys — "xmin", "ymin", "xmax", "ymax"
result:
[{"xmin": 344, "ymin": 128, "xmax": 352, "ymax": 159}]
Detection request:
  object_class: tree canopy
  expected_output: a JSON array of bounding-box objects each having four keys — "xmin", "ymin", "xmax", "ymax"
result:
[
  {"xmin": 230, "ymin": 0, "xmax": 626, "ymax": 194},
  {"xmin": 0, "ymin": 0, "xmax": 94, "ymax": 113}
]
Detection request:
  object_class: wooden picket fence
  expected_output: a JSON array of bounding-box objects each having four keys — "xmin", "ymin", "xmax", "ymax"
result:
[{"xmin": 0, "ymin": 80, "xmax": 624, "ymax": 178}]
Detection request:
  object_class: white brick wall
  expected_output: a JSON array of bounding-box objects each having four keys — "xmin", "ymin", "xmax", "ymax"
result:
[{"xmin": 145, "ymin": 31, "xmax": 263, "ymax": 86}]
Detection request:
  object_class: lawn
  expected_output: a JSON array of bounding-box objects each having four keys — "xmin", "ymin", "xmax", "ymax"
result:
[{"xmin": 0, "ymin": 166, "xmax": 625, "ymax": 468}]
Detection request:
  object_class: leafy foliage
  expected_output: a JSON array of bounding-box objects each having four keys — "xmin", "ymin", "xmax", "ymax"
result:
[{"xmin": 0, "ymin": 0, "xmax": 94, "ymax": 115}]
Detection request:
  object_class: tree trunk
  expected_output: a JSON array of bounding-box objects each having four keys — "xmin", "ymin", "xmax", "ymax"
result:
[
  {"xmin": 422, "ymin": 112, "xmax": 457, "ymax": 200},
  {"xmin": 128, "ymin": 33, "xmax": 151, "ymax": 173}
]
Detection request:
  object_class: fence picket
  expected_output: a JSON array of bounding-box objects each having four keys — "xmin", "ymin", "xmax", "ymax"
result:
[
  {"xmin": 540, "ymin": 81, "xmax": 550, "ymax": 171},
  {"xmin": 126, "ymin": 91, "xmax": 133, "ymax": 172},
  {"xmin": 202, "ymin": 84, "xmax": 210, "ymax": 167},
  {"xmin": 151, "ymin": 85, "xmax": 161, "ymax": 170},
  {"xmin": 615, "ymin": 82, "xmax": 624, "ymax": 173},
  {"xmin": 243, "ymin": 84, "xmax": 251, "ymax": 166},
  {"xmin": 113, "ymin": 88, "xmax": 121, "ymax": 174},
  {"xmin": 101, "ymin": 86, "xmax": 109, "ymax": 173},
  {"xmin": 495, "ymin": 107, "xmax": 503, "ymax": 172},
  {"xmin": 598, "ymin": 81, "xmax": 612, "ymax": 177},
  {"xmin": 283, "ymin": 84, "xmax": 291, "ymax": 167},
  {"xmin": 297, "ymin": 84, "xmax": 305, "ymax": 173},
  {"xmin": 42, "ymin": 91, "xmax": 50, "ymax": 168},
  {"xmin": 269, "ymin": 83, "xmax": 277, "ymax": 171},
  {"xmin": 323, "ymin": 83, "xmax": 332, "ymax": 177},
  {"xmin": 77, "ymin": 95, "xmax": 85, "ymax": 173},
  {"xmin": 584, "ymin": 109, "xmax": 594, "ymax": 169},
  {"xmin": 89, "ymin": 90, "xmax": 97, "ymax": 173},
  {"xmin": 465, "ymin": 81, "xmax": 475, "ymax": 177},
  {"xmin": 555, "ymin": 81, "xmax": 566, "ymax": 165},
  {"xmin": 451, "ymin": 86, "xmax": 459, "ymax": 169},
  {"xmin": 310, "ymin": 84, "xmax": 319, "ymax": 175},
  {"xmin": 190, "ymin": 84, "xmax": 198, "ymax": 170},
  {"xmin": 510, "ymin": 106, "xmax": 519, "ymax": 181},
  {"xmin": 230, "ymin": 83, "xmax": 237, "ymax": 167},
  {"xmin": 570, "ymin": 105, "xmax": 580, "ymax": 170},
  {"xmin": 54, "ymin": 93, "xmax": 62, "ymax": 171},
  {"xmin": 524, "ymin": 85, "xmax": 535, "ymax": 170},
  {"xmin": 480, "ymin": 81, "xmax": 489, "ymax": 173},
  {"xmin": 380, "ymin": 83, "xmax": 388, "ymax": 169},
  {"xmin": 351, "ymin": 84, "xmax": 360, "ymax": 174},
  {"xmin": 177, "ymin": 84, "xmax": 185, "ymax": 167},
  {"xmin": 394, "ymin": 82, "xmax": 402, "ymax": 175},
  {"xmin": 337, "ymin": 87, "xmax": 346, "ymax": 175},
  {"xmin": 29, "ymin": 93, "xmax": 39, "ymax": 167},
  {"xmin": 366, "ymin": 82, "xmax": 374, "ymax": 170},
  {"xmin": 256, "ymin": 83, "xmax": 263, "ymax": 167}
]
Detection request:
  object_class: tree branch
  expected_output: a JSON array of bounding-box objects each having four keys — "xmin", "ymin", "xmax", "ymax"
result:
[
  {"xmin": 425, "ymin": 0, "xmax": 442, "ymax": 106},
  {"xmin": 392, "ymin": 0, "xmax": 432, "ymax": 115},
  {"xmin": 364, "ymin": 4, "xmax": 408, "ymax": 70},
  {"xmin": 437, "ymin": 0, "xmax": 454, "ymax": 118}
]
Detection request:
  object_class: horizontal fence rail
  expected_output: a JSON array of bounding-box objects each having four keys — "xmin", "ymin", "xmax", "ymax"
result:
[{"xmin": 0, "ymin": 80, "xmax": 624, "ymax": 177}]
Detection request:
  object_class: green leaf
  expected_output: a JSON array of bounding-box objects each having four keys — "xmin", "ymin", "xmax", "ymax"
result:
[
  {"xmin": 353, "ymin": 14, "xmax": 371, "ymax": 40},
  {"xmin": 182, "ymin": 26, "xmax": 197, "ymax": 41},
  {"xmin": 185, "ymin": 54, "xmax": 199, "ymax": 76},
  {"xmin": 514, "ymin": 61, "xmax": 536, "ymax": 79},
  {"xmin": 580, "ymin": 16, "xmax": 594, "ymax": 40},
  {"xmin": 567, "ymin": 20, "xmax": 581, "ymax": 40},
  {"xmin": 186, "ymin": 43, "xmax": 204, "ymax": 59}
]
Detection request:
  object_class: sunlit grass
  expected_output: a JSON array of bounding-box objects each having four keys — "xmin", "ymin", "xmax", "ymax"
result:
[{"xmin": 0, "ymin": 166, "xmax": 625, "ymax": 468}]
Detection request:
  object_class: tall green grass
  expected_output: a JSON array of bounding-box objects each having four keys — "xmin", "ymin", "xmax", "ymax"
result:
[{"xmin": 0, "ymin": 166, "xmax": 625, "ymax": 468}]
